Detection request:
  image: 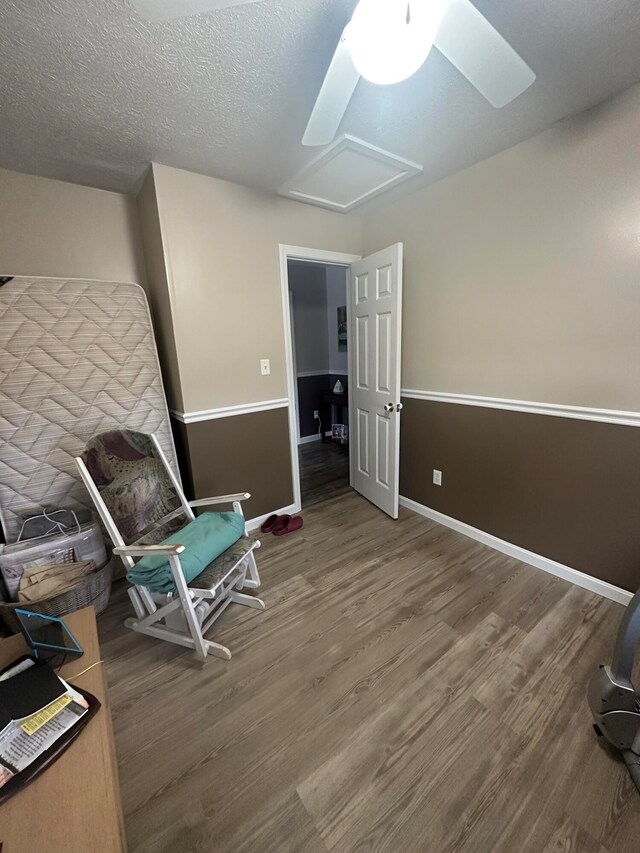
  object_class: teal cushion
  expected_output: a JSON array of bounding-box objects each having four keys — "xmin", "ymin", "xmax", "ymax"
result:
[{"xmin": 127, "ymin": 511, "xmax": 245, "ymax": 593}]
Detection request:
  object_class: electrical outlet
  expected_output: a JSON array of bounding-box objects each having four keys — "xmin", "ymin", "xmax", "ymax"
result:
[
  {"xmin": 433, "ymin": 469, "xmax": 442, "ymax": 486},
  {"xmin": 313, "ymin": 410, "xmax": 319, "ymax": 419},
  {"xmin": 260, "ymin": 358, "xmax": 270, "ymax": 376}
]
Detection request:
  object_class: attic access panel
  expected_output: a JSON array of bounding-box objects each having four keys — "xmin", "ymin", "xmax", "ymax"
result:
[{"xmin": 278, "ymin": 135, "xmax": 422, "ymax": 213}]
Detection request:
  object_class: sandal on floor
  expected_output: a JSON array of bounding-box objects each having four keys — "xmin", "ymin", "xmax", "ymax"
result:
[
  {"xmin": 260, "ymin": 513, "xmax": 281, "ymax": 533},
  {"xmin": 273, "ymin": 516, "xmax": 304, "ymax": 536},
  {"xmin": 270, "ymin": 515, "xmax": 291, "ymax": 534}
]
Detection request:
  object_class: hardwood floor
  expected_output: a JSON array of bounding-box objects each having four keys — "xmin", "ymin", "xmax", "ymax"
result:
[
  {"xmin": 98, "ymin": 490, "xmax": 638, "ymax": 853},
  {"xmin": 299, "ymin": 439, "xmax": 350, "ymax": 508}
]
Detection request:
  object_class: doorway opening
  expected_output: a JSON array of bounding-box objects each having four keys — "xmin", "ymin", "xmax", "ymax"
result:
[
  {"xmin": 280, "ymin": 243, "xmax": 404, "ymax": 519},
  {"xmin": 279, "ymin": 246, "xmax": 361, "ymax": 512},
  {"xmin": 289, "ymin": 259, "xmax": 350, "ymax": 507}
]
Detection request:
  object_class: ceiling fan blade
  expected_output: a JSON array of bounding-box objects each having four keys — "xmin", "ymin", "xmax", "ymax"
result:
[
  {"xmin": 433, "ymin": 0, "xmax": 535, "ymax": 108},
  {"xmin": 302, "ymin": 30, "xmax": 360, "ymax": 147},
  {"xmin": 130, "ymin": 0, "xmax": 261, "ymax": 23}
]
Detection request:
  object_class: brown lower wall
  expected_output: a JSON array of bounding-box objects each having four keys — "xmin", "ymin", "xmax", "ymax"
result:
[
  {"xmin": 172, "ymin": 407, "xmax": 293, "ymax": 520},
  {"xmin": 400, "ymin": 397, "xmax": 640, "ymax": 592}
]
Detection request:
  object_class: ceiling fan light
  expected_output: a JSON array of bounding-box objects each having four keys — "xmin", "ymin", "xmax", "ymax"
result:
[{"xmin": 346, "ymin": 0, "xmax": 448, "ymax": 86}]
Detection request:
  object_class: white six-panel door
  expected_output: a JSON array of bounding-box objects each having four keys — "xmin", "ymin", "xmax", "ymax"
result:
[{"xmin": 349, "ymin": 244, "xmax": 403, "ymax": 518}]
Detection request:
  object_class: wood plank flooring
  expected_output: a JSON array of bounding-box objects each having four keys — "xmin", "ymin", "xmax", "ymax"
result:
[
  {"xmin": 299, "ymin": 440, "xmax": 350, "ymax": 508},
  {"xmin": 97, "ymin": 490, "xmax": 638, "ymax": 852}
]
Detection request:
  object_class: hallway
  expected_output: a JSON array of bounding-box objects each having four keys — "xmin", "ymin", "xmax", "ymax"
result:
[{"xmin": 299, "ymin": 440, "xmax": 350, "ymax": 508}]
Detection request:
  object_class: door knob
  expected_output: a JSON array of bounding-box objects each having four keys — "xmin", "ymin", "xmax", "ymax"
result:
[
  {"xmin": 383, "ymin": 402, "xmax": 394, "ymax": 413},
  {"xmin": 396, "ymin": 402, "xmax": 403, "ymax": 411}
]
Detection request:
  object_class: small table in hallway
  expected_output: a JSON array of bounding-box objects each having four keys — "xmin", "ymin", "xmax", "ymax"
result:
[{"xmin": 319, "ymin": 389, "xmax": 349, "ymax": 444}]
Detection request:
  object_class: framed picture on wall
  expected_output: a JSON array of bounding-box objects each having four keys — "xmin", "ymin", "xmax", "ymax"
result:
[{"xmin": 337, "ymin": 306, "xmax": 347, "ymax": 352}]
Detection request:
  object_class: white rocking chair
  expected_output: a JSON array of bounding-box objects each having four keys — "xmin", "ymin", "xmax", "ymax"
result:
[{"xmin": 75, "ymin": 428, "xmax": 264, "ymax": 661}]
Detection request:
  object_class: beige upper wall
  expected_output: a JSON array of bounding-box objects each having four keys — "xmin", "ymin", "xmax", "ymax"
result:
[
  {"xmin": 7, "ymin": 79, "xmax": 639, "ymax": 415},
  {"xmin": 152, "ymin": 163, "xmax": 364, "ymax": 412},
  {"xmin": 0, "ymin": 168, "xmax": 146, "ymax": 284},
  {"xmin": 137, "ymin": 169, "xmax": 183, "ymax": 411},
  {"xmin": 363, "ymin": 84, "xmax": 640, "ymax": 412}
]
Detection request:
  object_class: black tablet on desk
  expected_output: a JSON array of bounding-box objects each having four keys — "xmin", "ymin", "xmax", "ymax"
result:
[{"xmin": 14, "ymin": 609, "xmax": 84, "ymax": 662}]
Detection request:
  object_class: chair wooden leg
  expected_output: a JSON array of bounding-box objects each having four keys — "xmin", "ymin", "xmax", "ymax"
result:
[
  {"xmin": 124, "ymin": 618, "xmax": 232, "ymax": 660},
  {"xmin": 169, "ymin": 554, "xmax": 208, "ymax": 660},
  {"xmin": 205, "ymin": 641, "xmax": 232, "ymax": 660},
  {"xmin": 128, "ymin": 586, "xmax": 146, "ymax": 619},
  {"xmin": 230, "ymin": 591, "xmax": 265, "ymax": 610},
  {"xmin": 242, "ymin": 550, "xmax": 262, "ymax": 590}
]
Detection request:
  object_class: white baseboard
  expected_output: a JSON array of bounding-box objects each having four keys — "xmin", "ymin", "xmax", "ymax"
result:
[
  {"xmin": 299, "ymin": 433, "xmax": 321, "ymax": 445},
  {"xmin": 399, "ymin": 496, "xmax": 632, "ymax": 606},
  {"xmin": 246, "ymin": 502, "xmax": 299, "ymax": 532},
  {"xmin": 298, "ymin": 431, "xmax": 332, "ymax": 445}
]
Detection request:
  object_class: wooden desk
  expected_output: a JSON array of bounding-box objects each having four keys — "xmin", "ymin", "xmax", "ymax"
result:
[{"xmin": 0, "ymin": 607, "xmax": 125, "ymax": 853}]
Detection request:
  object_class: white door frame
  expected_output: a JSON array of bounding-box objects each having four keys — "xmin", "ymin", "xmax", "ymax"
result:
[
  {"xmin": 289, "ymin": 290, "xmax": 301, "ymax": 445},
  {"xmin": 279, "ymin": 244, "xmax": 362, "ymax": 512}
]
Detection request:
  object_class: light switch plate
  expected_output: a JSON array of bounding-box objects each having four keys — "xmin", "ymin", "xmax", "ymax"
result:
[{"xmin": 260, "ymin": 359, "xmax": 271, "ymax": 376}]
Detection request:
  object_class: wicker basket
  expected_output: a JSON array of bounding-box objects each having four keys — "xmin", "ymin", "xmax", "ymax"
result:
[{"xmin": 0, "ymin": 560, "xmax": 113, "ymax": 635}]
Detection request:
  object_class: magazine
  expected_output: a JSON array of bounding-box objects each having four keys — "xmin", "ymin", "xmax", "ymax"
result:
[{"xmin": 0, "ymin": 658, "xmax": 89, "ymax": 788}]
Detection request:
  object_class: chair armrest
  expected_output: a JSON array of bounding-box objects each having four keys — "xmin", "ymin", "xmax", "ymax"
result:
[
  {"xmin": 113, "ymin": 543, "xmax": 185, "ymax": 558},
  {"xmin": 189, "ymin": 492, "xmax": 251, "ymax": 508}
]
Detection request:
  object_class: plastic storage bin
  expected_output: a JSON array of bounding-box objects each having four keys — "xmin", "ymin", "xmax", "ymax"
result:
[{"xmin": 0, "ymin": 522, "xmax": 107, "ymax": 601}]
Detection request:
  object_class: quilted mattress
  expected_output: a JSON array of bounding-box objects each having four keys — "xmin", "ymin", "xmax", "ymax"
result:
[{"xmin": 0, "ymin": 277, "xmax": 180, "ymax": 543}]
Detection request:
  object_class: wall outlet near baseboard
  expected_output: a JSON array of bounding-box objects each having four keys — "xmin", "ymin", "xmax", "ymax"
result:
[
  {"xmin": 313, "ymin": 410, "xmax": 319, "ymax": 419},
  {"xmin": 433, "ymin": 469, "xmax": 442, "ymax": 486}
]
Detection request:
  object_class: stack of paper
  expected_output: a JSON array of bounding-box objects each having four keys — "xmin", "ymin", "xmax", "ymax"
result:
[{"xmin": 0, "ymin": 657, "xmax": 89, "ymax": 788}]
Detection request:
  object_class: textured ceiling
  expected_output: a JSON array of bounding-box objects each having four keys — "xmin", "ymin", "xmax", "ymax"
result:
[{"xmin": 1, "ymin": 0, "xmax": 640, "ymax": 202}]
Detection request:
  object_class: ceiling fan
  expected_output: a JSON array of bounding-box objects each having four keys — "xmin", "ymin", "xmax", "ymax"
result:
[{"xmin": 131, "ymin": 0, "xmax": 536, "ymax": 147}]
